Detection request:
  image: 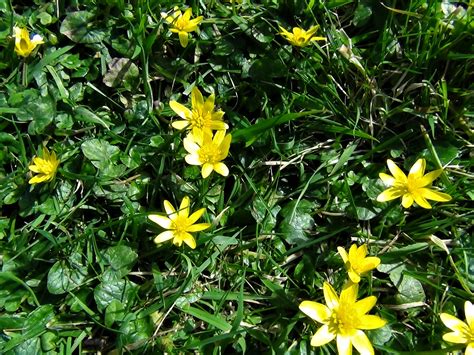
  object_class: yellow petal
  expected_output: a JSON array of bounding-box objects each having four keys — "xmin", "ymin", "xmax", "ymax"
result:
[
  {"xmin": 337, "ymin": 246, "xmax": 349, "ymax": 263},
  {"xmin": 408, "ymin": 158, "xmax": 426, "ymax": 179},
  {"xmin": 178, "ymin": 31, "xmax": 189, "ymax": 47},
  {"xmin": 356, "ymin": 244, "xmax": 368, "ymax": 259},
  {"xmin": 163, "ymin": 200, "xmax": 176, "ymax": 216},
  {"xmin": 358, "ymin": 315, "xmax": 387, "ymax": 330},
  {"xmin": 442, "ymin": 331, "xmax": 469, "ymax": 344},
  {"xmin": 187, "ymin": 207, "xmax": 206, "ymax": 225},
  {"xmin": 305, "ymin": 25, "xmax": 320, "ymax": 37},
  {"xmin": 213, "ymin": 129, "xmax": 226, "ymax": 146},
  {"xmin": 418, "ymin": 169, "xmax": 442, "ymax": 187},
  {"xmin": 386, "ymin": 159, "xmax": 407, "ymax": 183},
  {"xmin": 214, "ymin": 162, "xmax": 229, "ymax": 176},
  {"xmin": 323, "ymin": 282, "xmax": 339, "ymax": 309},
  {"xmin": 311, "ymin": 324, "xmax": 336, "ymax": 347},
  {"xmin": 187, "ymin": 223, "xmax": 211, "ymax": 232},
  {"xmin": 336, "ymin": 334, "xmax": 352, "ymax": 355},
  {"xmin": 278, "ymin": 26, "xmax": 292, "ymax": 37},
  {"xmin": 418, "ymin": 188, "xmax": 452, "ymax": 202},
  {"xmin": 340, "ymin": 282, "xmax": 358, "ymax": 304},
  {"xmin": 169, "ymin": 101, "xmax": 192, "ymax": 120},
  {"xmin": 181, "ymin": 232, "xmax": 196, "ymax": 249},
  {"xmin": 183, "ymin": 136, "xmax": 200, "ymax": 154},
  {"xmin": 154, "ymin": 231, "xmax": 175, "ymax": 244},
  {"xmin": 351, "ymin": 330, "xmax": 374, "ymax": 355},
  {"xmin": 202, "ymin": 163, "xmax": 214, "ymax": 178},
  {"xmin": 355, "ymin": 296, "xmax": 377, "ymax": 315},
  {"xmin": 210, "ymin": 119, "xmax": 227, "ymax": 131},
  {"xmin": 172, "ymin": 120, "xmax": 190, "ymax": 130},
  {"xmin": 348, "ymin": 244, "xmax": 358, "ymax": 260},
  {"xmin": 379, "ymin": 172, "xmax": 395, "ymax": 186},
  {"xmin": 178, "ymin": 196, "xmax": 190, "ymax": 218},
  {"xmin": 148, "ymin": 214, "xmax": 172, "ymax": 229},
  {"xmin": 186, "ymin": 16, "xmax": 203, "ymax": 29},
  {"xmin": 377, "ymin": 187, "xmax": 404, "ymax": 202},
  {"xmin": 204, "ymin": 93, "xmax": 215, "ymax": 112},
  {"xmin": 191, "ymin": 87, "xmax": 204, "ymax": 109},
  {"xmin": 401, "ymin": 193, "xmax": 414, "ymax": 208},
  {"xmin": 358, "ymin": 257, "xmax": 381, "ymax": 273},
  {"xmin": 348, "ymin": 268, "xmax": 361, "ymax": 283},
  {"xmin": 412, "ymin": 192, "xmax": 432, "ymax": 209},
  {"xmin": 28, "ymin": 174, "xmax": 49, "ymax": 184},
  {"xmin": 299, "ymin": 301, "xmax": 330, "ymax": 323},
  {"xmin": 219, "ymin": 134, "xmax": 232, "ymax": 159},
  {"xmin": 182, "ymin": 7, "xmax": 192, "ymax": 21},
  {"xmin": 465, "ymin": 301, "xmax": 474, "ymax": 329},
  {"xmin": 29, "ymin": 164, "xmax": 41, "ymax": 173},
  {"xmin": 441, "ymin": 313, "xmax": 470, "ymax": 333},
  {"xmin": 467, "ymin": 343, "xmax": 474, "ymax": 355},
  {"xmin": 185, "ymin": 154, "xmax": 202, "ymax": 166}
]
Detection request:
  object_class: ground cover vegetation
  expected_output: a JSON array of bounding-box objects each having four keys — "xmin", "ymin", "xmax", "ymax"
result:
[{"xmin": 0, "ymin": 0, "xmax": 473, "ymax": 353}]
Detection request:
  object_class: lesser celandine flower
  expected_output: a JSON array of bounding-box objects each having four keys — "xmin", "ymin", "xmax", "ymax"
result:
[
  {"xmin": 161, "ymin": 7, "xmax": 203, "ymax": 48},
  {"xmin": 377, "ymin": 158, "xmax": 452, "ymax": 209},
  {"xmin": 278, "ymin": 25, "xmax": 326, "ymax": 47},
  {"xmin": 299, "ymin": 282, "xmax": 386, "ymax": 355},
  {"xmin": 169, "ymin": 87, "xmax": 228, "ymax": 131},
  {"xmin": 148, "ymin": 196, "xmax": 210, "ymax": 249},
  {"xmin": 183, "ymin": 128, "xmax": 231, "ymax": 178},
  {"xmin": 28, "ymin": 146, "xmax": 60, "ymax": 184},
  {"xmin": 13, "ymin": 26, "xmax": 44, "ymax": 57},
  {"xmin": 440, "ymin": 301, "xmax": 474, "ymax": 354},
  {"xmin": 337, "ymin": 244, "xmax": 381, "ymax": 284}
]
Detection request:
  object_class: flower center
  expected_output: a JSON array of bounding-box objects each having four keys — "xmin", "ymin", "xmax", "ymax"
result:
[
  {"xmin": 175, "ymin": 17, "xmax": 189, "ymax": 30},
  {"xmin": 198, "ymin": 144, "xmax": 221, "ymax": 164},
  {"xmin": 328, "ymin": 302, "xmax": 359, "ymax": 336},
  {"xmin": 38, "ymin": 159, "xmax": 58, "ymax": 175},
  {"xmin": 191, "ymin": 108, "xmax": 211, "ymax": 129},
  {"xmin": 297, "ymin": 36, "xmax": 306, "ymax": 44},
  {"xmin": 406, "ymin": 176, "xmax": 422, "ymax": 193},
  {"xmin": 172, "ymin": 215, "xmax": 189, "ymax": 234},
  {"xmin": 20, "ymin": 38, "xmax": 30, "ymax": 51}
]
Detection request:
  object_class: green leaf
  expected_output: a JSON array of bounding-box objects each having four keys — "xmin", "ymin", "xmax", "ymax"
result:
[
  {"xmin": 378, "ymin": 263, "xmax": 426, "ymax": 304},
  {"xmin": 103, "ymin": 58, "xmax": 139, "ymax": 91},
  {"xmin": 81, "ymin": 138, "xmax": 120, "ymax": 170},
  {"xmin": 180, "ymin": 306, "xmax": 232, "ymax": 332},
  {"xmin": 279, "ymin": 200, "xmax": 315, "ymax": 245},
  {"xmin": 8, "ymin": 89, "xmax": 56, "ymax": 134},
  {"xmin": 73, "ymin": 106, "xmax": 111, "ymax": 129},
  {"xmin": 60, "ymin": 11, "xmax": 106, "ymax": 43},
  {"xmin": 101, "ymin": 245, "xmax": 138, "ymax": 281},
  {"xmin": 1, "ymin": 305, "xmax": 55, "ymax": 352},
  {"xmin": 47, "ymin": 253, "xmax": 88, "ymax": 295},
  {"xmin": 94, "ymin": 279, "xmax": 138, "ymax": 312},
  {"xmin": 117, "ymin": 314, "xmax": 153, "ymax": 349},
  {"xmin": 105, "ymin": 299, "xmax": 125, "ymax": 327},
  {"xmin": 353, "ymin": 0, "xmax": 373, "ymax": 27}
]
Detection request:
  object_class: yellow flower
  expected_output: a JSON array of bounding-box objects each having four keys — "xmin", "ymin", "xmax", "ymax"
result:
[
  {"xmin": 440, "ymin": 301, "xmax": 474, "ymax": 354},
  {"xmin": 278, "ymin": 25, "xmax": 326, "ymax": 47},
  {"xmin": 13, "ymin": 26, "xmax": 44, "ymax": 57},
  {"xmin": 299, "ymin": 282, "xmax": 386, "ymax": 355},
  {"xmin": 337, "ymin": 244, "xmax": 381, "ymax": 284},
  {"xmin": 161, "ymin": 7, "xmax": 203, "ymax": 48},
  {"xmin": 148, "ymin": 196, "xmax": 211, "ymax": 249},
  {"xmin": 169, "ymin": 87, "xmax": 228, "ymax": 131},
  {"xmin": 183, "ymin": 128, "xmax": 231, "ymax": 178},
  {"xmin": 28, "ymin": 146, "xmax": 60, "ymax": 184},
  {"xmin": 376, "ymin": 158, "xmax": 452, "ymax": 209}
]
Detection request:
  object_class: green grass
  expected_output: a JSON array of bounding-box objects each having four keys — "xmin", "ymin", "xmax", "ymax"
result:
[{"xmin": 0, "ymin": 0, "xmax": 473, "ymax": 353}]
